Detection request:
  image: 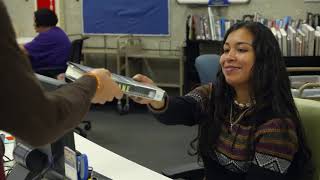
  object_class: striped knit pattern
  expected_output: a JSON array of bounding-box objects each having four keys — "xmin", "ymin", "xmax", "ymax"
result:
[
  {"xmin": 254, "ymin": 118, "xmax": 298, "ymax": 161},
  {"xmin": 185, "ymin": 84, "xmax": 211, "ymax": 113},
  {"xmin": 216, "ymin": 122, "xmax": 253, "ymax": 161},
  {"xmin": 155, "ymin": 84, "xmax": 299, "ymax": 174},
  {"xmin": 214, "ymin": 118, "xmax": 298, "ymax": 174},
  {"xmin": 190, "ymin": 84, "xmax": 298, "ymax": 174}
]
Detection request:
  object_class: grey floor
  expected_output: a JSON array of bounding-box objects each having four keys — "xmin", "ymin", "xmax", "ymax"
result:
[{"xmin": 80, "ymin": 101, "xmax": 198, "ymax": 173}]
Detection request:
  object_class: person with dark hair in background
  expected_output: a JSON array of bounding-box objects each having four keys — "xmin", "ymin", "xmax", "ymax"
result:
[
  {"xmin": 0, "ymin": 1, "xmax": 123, "ymax": 179},
  {"xmin": 132, "ymin": 21, "xmax": 313, "ymax": 180},
  {"xmin": 19, "ymin": 8, "xmax": 71, "ymax": 74}
]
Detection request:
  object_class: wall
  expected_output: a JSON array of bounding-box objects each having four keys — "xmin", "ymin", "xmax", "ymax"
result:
[
  {"xmin": 5, "ymin": 0, "xmax": 319, "ymax": 48},
  {"xmin": 3, "ymin": 0, "xmax": 320, "ymax": 92}
]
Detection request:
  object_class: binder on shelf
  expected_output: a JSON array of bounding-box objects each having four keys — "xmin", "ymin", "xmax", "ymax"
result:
[
  {"xmin": 301, "ymin": 24, "xmax": 315, "ymax": 56},
  {"xmin": 287, "ymin": 26, "xmax": 297, "ymax": 56},
  {"xmin": 315, "ymin": 31, "xmax": 320, "ymax": 56},
  {"xmin": 297, "ymin": 29, "xmax": 306, "ymax": 56},
  {"xmin": 276, "ymin": 30, "xmax": 283, "ymax": 53},
  {"xmin": 280, "ymin": 28, "xmax": 288, "ymax": 56},
  {"xmin": 65, "ymin": 62, "xmax": 166, "ymax": 102},
  {"xmin": 207, "ymin": 7, "xmax": 216, "ymax": 40},
  {"xmin": 296, "ymin": 36, "xmax": 303, "ymax": 56}
]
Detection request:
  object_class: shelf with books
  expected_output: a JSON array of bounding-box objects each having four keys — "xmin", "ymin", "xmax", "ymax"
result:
[{"xmin": 183, "ymin": 10, "xmax": 320, "ymax": 92}]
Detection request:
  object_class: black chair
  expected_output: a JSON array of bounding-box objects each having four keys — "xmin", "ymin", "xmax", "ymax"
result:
[
  {"xmin": 35, "ymin": 74, "xmax": 89, "ymax": 138},
  {"xmin": 35, "ymin": 37, "xmax": 90, "ymax": 79},
  {"xmin": 68, "ymin": 37, "xmax": 91, "ymax": 137},
  {"xmin": 69, "ymin": 37, "xmax": 90, "ymax": 64},
  {"xmin": 161, "ymin": 162, "xmax": 204, "ymax": 180},
  {"xmin": 161, "ymin": 54, "xmax": 220, "ymax": 180},
  {"xmin": 37, "ymin": 36, "xmax": 91, "ymax": 138},
  {"xmin": 35, "ymin": 66, "xmax": 67, "ymax": 79}
]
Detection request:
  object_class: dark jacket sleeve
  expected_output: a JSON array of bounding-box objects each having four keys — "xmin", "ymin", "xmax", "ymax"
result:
[
  {"xmin": 148, "ymin": 84, "xmax": 212, "ymax": 126},
  {"xmin": 0, "ymin": 1, "xmax": 97, "ymax": 147}
]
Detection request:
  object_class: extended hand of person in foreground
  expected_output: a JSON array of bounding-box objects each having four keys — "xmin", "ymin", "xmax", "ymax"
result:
[{"xmin": 88, "ymin": 69, "xmax": 123, "ymax": 104}]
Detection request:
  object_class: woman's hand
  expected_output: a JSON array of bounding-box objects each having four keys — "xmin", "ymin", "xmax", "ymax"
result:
[
  {"xmin": 88, "ymin": 69, "xmax": 123, "ymax": 104},
  {"xmin": 131, "ymin": 74, "xmax": 165, "ymax": 109}
]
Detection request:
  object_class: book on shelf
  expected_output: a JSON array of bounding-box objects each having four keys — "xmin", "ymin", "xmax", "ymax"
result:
[
  {"xmin": 295, "ymin": 36, "xmax": 303, "ymax": 56},
  {"xmin": 207, "ymin": 7, "xmax": 216, "ymax": 40},
  {"xmin": 287, "ymin": 26, "xmax": 297, "ymax": 56},
  {"xmin": 315, "ymin": 31, "xmax": 320, "ymax": 56},
  {"xmin": 186, "ymin": 12, "xmax": 320, "ymax": 57},
  {"xmin": 301, "ymin": 24, "xmax": 315, "ymax": 56},
  {"xmin": 280, "ymin": 28, "xmax": 288, "ymax": 56},
  {"xmin": 297, "ymin": 29, "xmax": 306, "ymax": 56},
  {"xmin": 65, "ymin": 62, "xmax": 166, "ymax": 102},
  {"xmin": 276, "ymin": 30, "xmax": 283, "ymax": 53}
]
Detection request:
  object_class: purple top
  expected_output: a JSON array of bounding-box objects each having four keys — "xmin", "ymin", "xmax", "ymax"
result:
[{"xmin": 24, "ymin": 27, "xmax": 71, "ymax": 71}]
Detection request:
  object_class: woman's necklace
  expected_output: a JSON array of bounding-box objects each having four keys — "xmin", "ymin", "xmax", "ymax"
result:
[
  {"xmin": 234, "ymin": 99, "xmax": 252, "ymax": 109},
  {"xmin": 229, "ymin": 104, "xmax": 251, "ymax": 131}
]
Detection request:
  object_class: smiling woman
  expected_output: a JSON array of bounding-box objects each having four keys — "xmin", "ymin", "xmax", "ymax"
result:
[
  {"xmin": 220, "ymin": 27, "xmax": 255, "ymax": 96},
  {"xmin": 130, "ymin": 21, "xmax": 314, "ymax": 180}
]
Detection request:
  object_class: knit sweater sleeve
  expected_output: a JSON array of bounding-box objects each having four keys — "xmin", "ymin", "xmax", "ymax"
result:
[
  {"xmin": 245, "ymin": 118, "xmax": 298, "ymax": 180},
  {"xmin": 148, "ymin": 84, "xmax": 212, "ymax": 126}
]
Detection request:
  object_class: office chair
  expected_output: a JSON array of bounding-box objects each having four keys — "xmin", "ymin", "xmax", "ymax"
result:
[
  {"xmin": 69, "ymin": 36, "xmax": 90, "ymax": 64},
  {"xmin": 40, "ymin": 36, "xmax": 91, "ymax": 137},
  {"xmin": 68, "ymin": 36, "xmax": 92, "ymax": 135},
  {"xmin": 35, "ymin": 74, "xmax": 90, "ymax": 138},
  {"xmin": 35, "ymin": 66, "xmax": 67, "ymax": 79},
  {"xmin": 294, "ymin": 98, "xmax": 320, "ymax": 180},
  {"xmin": 34, "ymin": 36, "xmax": 90, "ymax": 79},
  {"xmin": 194, "ymin": 54, "xmax": 220, "ymax": 84},
  {"xmin": 162, "ymin": 54, "xmax": 220, "ymax": 180}
]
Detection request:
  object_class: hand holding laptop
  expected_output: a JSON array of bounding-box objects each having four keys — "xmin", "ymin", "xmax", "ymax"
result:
[
  {"xmin": 86, "ymin": 69, "xmax": 123, "ymax": 104},
  {"xmin": 66, "ymin": 62, "xmax": 166, "ymax": 102},
  {"xmin": 131, "ymin": 74, "xmax": 166, "ymax": 109}
]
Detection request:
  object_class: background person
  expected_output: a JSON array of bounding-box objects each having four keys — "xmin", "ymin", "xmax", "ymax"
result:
[{"xmin": 19, "ymin": 8, "xmax": 71, "ymax": 74}]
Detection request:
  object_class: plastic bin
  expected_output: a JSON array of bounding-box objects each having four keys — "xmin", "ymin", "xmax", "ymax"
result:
[{"xmin": 290, "ymin": 76, "xmax": 320, "ymax": 100}]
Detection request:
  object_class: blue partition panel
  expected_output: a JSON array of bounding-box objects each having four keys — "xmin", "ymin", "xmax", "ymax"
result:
[{"xmin": 82, "ymin": 0, "xmax": 169, "ymax": 35}]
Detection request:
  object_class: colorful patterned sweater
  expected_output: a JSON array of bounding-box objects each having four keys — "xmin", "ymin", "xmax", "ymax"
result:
[{"xmin": 149, "ymin": 84, "xmax": 299, "ymax": 180}]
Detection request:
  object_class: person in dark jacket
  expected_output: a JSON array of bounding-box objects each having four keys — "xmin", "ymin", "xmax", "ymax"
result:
[
  {"xmin": 131, "ymin": 22, "xmax": 313, "ymax": 180},
  {"xmin": 0, "ymin": 1, "xmax": 123, "ymax": 179}
]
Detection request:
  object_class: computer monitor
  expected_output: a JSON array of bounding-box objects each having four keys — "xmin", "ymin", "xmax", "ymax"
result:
[
  {"xmin": 8, "ymin": 74, "xmax": 76, "ymax": 179},
  {"xmin": 36, "ymin": 74, "xmax": 76, "ymax": 178},
  {"xmin": 36, "ymin": 74, "xmax": 111, "ymax": 180},
  {"xmin": 35, "ymin": 73, "xmax": 66, "ymax": 91}
]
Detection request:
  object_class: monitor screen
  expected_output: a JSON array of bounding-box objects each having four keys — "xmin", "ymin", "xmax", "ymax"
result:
[
  {"xmin": 8, "ymin": 74, "xmax": 77, "ymax": 179},
  {"xmin": 36, "ymin": 74, "xmax": 76, "ymax": 178},
  {"xmin": 35, "ymin": 73, "xmax": 66, "ymax": 91}
]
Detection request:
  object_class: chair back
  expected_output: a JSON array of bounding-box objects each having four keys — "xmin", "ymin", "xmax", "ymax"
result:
[
  {"xmin": 69, "ymin": 37, "xmax": 89, "ymax": 64},
  {"xmin": 194, "ymin": 54, "xmax": 220, "ymax": 84},
  {"xmin": 294, "ymin": 98, "xmax": 320, "ymax": 180}
]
